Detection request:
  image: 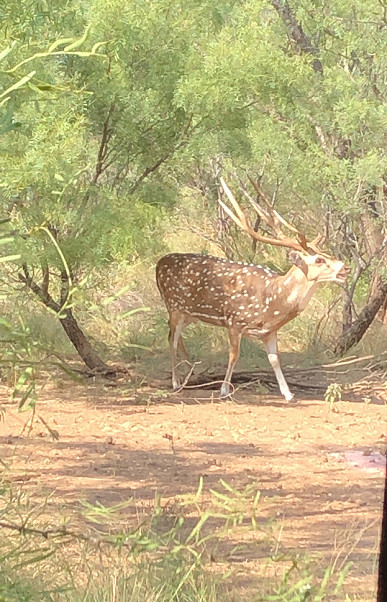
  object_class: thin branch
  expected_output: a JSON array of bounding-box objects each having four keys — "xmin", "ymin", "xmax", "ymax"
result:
[
  {"xmin": 270, "ymin": 0, "xmax": 323, "ymax": 73},
  {"xmin": 129, "ymin": 150, "xmax": 172, "ymax": 194},
  {"xmin": 41, "ymin": 261, "xmax": 49, "ymax": 297},
  {"xmin": 92, "ymin": 104, "xmax": 115, "ymax": 185},
  {"xmin": 129, "ymin": 114, "xmax": 194, "ymax": 194},
  {"xmin": 0, "ymin": 520, "xmax": 123, "ymax": 548},
  {"xmin": 60, "ymin": 269, "xmax": 70, "ymax": 306},
  {"xmin": 306, "ymin": 115, "xmax": 331, "ymax": 154},
  {"xmin": 19, "ymin": 264, "xmax": 60, "ymax": 314}
]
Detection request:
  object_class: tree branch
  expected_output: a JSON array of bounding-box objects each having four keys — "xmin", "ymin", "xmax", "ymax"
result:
[
  {"xmin": 334, "ymin": 277, "xmax": 387, "ymax": 356},
  {"xmin": 19, "ymin": 264, "xmax": 60, "ymax": 314},
  {"xmin": 129, "ymin": 114, "xmax": 194, "ymax": 194},
  {"xmin": 270, "ymin": 0, "xmax": 323, "ymax": 73},
  {"xmin": 41, "ymin": 261, "xmax": 49, "ymax": 298},
  {"xmin": 60, "ymin": 268, "xmax": 70, "ymax": 307},
  {"xmin": 92, "ymin": 103, "xmax": 115, "ymax": 185}
]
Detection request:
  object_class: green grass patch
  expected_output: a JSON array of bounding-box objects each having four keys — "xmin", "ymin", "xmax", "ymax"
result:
[{"xmin": 0, "ymin": 477, "xmax": 354, "ymax": 602}]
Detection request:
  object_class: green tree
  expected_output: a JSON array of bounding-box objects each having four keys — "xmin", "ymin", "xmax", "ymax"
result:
[
  {"xmin": 0, "ymin": 16, "xmax": 114, "ymax": 370},
  {"xmin": 175, "ymin": 0, "xmax": 387, "ymax": 352},
  {"xmin": 1, "ymin": 0, "xmax": 385, "ymax": 371},
  {"xmin": 0, "ymin": 0, "xmax": 239, "ymax": 369}
]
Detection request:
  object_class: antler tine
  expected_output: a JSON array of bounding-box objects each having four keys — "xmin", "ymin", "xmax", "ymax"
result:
[
  {"xmin": 218, "ymin": 197, "xmax": 248, "ymax": 232},
  {"xmin": 247, "ymin": 174, "xmax": 273, "ymax": 208},
  {"xmin": 310, "ymin": 234, "xmax": 325, "ymax": 248},
  {"xmin": 307, "ymin": 233, "xmax": 331, "ymax": 256},
  {"xmin": 237, "ymin": 175, "xmax": 294, "ymax": 242},
  {"xmin": 247, "ymin": 175, "xmax": 309, "ymax": 250},
  {"xmin": 238, "ymin": 185, "xmax": 276, "ymax": 231},
  {"xmin": 219, "ymin": 177, "xmax": 305, "ymax": 252},
  {"xmin": 239, "ymin": 184, "xmax": 307, "ymax": 252},
  {"xmin": 219, "ymin": 178, "xmax": 252, "ymax": 232},
  {"xmin": 247, "ymin": 175, "xmax": 308, "ymax": 251}
]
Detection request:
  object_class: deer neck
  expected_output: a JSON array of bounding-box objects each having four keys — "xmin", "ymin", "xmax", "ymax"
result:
[{"xmin": 276, "ymin": 265, "xmax": 318, "ymax": 313}]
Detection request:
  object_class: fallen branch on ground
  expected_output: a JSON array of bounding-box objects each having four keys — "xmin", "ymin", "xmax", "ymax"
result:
[{"xmin": 146, "ymin": 353, "xmax": 387, "ymax": 400}]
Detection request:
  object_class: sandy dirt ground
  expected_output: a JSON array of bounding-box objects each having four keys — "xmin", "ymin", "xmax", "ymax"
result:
[{"xmin": 0, "ymin": 371, "xmax": 386, "ymax": 600}]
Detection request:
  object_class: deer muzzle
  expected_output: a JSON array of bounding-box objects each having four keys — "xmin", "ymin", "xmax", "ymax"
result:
[{"xmin": 336, "ymin": 265, "xmax": 351, "ymax": 282}]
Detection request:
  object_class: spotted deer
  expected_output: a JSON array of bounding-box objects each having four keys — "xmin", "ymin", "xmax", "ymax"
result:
[{"xmin": 156, "ymin": 178, "xmax": 350, "ymax": 402}]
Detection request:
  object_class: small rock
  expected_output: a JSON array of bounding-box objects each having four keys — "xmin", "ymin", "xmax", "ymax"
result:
[{"xmin": 105, "ymin": 436, "xmax": 115, "ymax": 445}]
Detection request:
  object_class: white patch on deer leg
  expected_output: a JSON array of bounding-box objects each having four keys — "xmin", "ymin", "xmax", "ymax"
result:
[
  {"xmin": 171, "ymin": 316, "xmax": 186, "ymax": 389},
  {"xmin": 264, "ymin": 334, "xmax": 296, "ymax": 403},
  {"xmin": 220, "ymin": 382, "xmax": 230, "ymax": 397}
]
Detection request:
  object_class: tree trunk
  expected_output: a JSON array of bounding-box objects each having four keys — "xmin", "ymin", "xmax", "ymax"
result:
[
  {"xmin": 379, "ymin": 296, "xmax": 387, "ymax": 324},
  {"xmin": 60, "ymin": 309, "xmax": 110, "ymax": 372},
  {"xmin": 361, "ymin": 197, "xmax": 387, "ymax": 324},
  {"xmin": 370, "ymin": 275, "xmax": 387, "ymax": 324},
  {"xmin": 19, "ymin": 266, "xmax": 111, "ymax": 373},
  {"xmin": 341, "ymin": 287, "xmax": 353, "ymax": 335},
  {"xmin": 334, "ymin": 277, "xmax": 387, "ymax": 356}
]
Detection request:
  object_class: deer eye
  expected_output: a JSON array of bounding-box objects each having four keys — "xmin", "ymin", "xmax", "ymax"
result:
[{"xmin": 315, "ymin": 256, "xmax": 326, "ymax": 265}]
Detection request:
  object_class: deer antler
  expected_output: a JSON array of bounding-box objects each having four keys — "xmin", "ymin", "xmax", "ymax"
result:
[{"xmin": 219, "ymin": 177, "xmax": 310, "ymax": 253}]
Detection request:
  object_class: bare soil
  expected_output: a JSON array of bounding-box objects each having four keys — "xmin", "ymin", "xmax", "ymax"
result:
[{"xmin": 0, "ymin": 368, "xmax": 386, "ymax": 600}]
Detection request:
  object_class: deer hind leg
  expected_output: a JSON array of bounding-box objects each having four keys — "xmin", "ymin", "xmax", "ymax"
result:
[
  {"xmin": 220, "ymin": 327, "xmax": 242, "ymax": 398},
  {"xmin": 177, "ymin": 335, "xmax": 190, "ymax": 361},
  {"xmin": 168, "ymin": 311, "xmax": 191, "ymax": 389},
  {"xmin": 263, "ymin": 332, "xmax": 296, "ymax": 403}
]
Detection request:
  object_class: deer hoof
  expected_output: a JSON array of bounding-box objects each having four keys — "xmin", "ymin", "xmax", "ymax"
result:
[
  {"xmin": 219, "ymin": 384, "xmax": 231, "ymax": 398},
  {"xmin": 287, "ymin": 396, "xmax": 297, "ymax": 404},
  {"xmin": 172, "ymin": 377, "xmax": 182, "ymax": 390}
]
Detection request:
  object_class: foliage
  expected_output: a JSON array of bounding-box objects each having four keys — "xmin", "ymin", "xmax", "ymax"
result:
[
  {"xmin": 0, "ymin": 477, "xmax": 351, "ymax": 601},
  {"xmin": 0, "ymin": 5, "xmax": 383, "ymax": 599},
  {"xmin": 0, "ymin": 0, "xmax": 386, "ymax": 363}
]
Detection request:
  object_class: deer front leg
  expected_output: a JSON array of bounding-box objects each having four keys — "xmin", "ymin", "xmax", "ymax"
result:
[
  {"xmin": 220, "ymin": 328, "xmax": 242, "ymax": 398},
  {"xmin": 263, "ymin": 333, "xmax": 296, "ymax": 403},
  {"xmin": 168, "ymin": 313, "xmax": 189, "ymax": 389}
]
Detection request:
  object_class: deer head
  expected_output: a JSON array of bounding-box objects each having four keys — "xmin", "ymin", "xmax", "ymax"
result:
[{"xmin": 219, "ymin": 177, "xmax": 349, "ymax": 287}]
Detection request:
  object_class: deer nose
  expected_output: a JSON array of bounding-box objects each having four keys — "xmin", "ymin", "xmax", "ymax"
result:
[{"xmin": 337, "ymin": 264, "xmax": 351, "ymax": 280}]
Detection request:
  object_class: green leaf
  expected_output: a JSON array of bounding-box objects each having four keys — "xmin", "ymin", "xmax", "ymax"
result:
[
  {"xmin": 48, "ymin": 37, "xmax": 76, "ymax": 53},
  {"xmin": 0, "ymin": 42, "xmax": 16, "ymax": 63},
  {"xmin": 194, "ymin": 475, "xmax": 204, "ymax": 501},
  {"xmin": 186, "ymin": 511, "xmax": 210, "ymax": 543},
  {"xmin": 120, "ymin": 307, "xmax": 151, "ymax": 318},
  {"xmin": 18, "ymin": 383, "xmax": 35, "ymax": 410},
  {"xmin": 0, "ymin": 254, "xmax": 21, "ymax": 263},
  {"xmin": 14, "ymin": 549, "xmax": 55, "ymax": 569},
  {"xmin": 63, "ymin": 25, "xmax": 91, "ymax": 52},
  {"xmin": 0, "ymin": 237, "xmax": 15, "ymax": 245},
  {"xmin": 102, "ymin": 284, "xmax": 132, "ymax": 306},
  {"xmin": 0, "ymin": 71, "xmax": 36, "ymax": 100},
  {"xmin": 334, "ymin": 562, "xmax": 353, "ymax": 594}
]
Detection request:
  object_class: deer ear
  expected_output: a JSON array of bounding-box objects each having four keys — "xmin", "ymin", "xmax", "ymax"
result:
[{"xmin": 288, "ymin": 251, "xmax": 305, "ymax": 267}]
